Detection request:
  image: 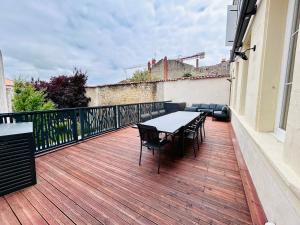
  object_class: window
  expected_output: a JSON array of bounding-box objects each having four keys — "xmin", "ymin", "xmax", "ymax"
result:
[{"xmin": 279, "ymin": 0, "xmax": 300, "ymax": 131}]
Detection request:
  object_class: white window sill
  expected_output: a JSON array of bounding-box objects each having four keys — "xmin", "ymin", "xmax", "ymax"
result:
[{"xmin": 232, "ymin": 111, "xmax": 300, "ymax": 201}]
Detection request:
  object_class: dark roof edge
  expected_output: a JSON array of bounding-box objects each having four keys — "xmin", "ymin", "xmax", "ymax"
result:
[
  {"xmin": 86, "ymin": 74, "xmax": 230, "ymax": 88},
  {"xmin": 230, "ymin": 0, "xmax": 257, "ymax": 62}
]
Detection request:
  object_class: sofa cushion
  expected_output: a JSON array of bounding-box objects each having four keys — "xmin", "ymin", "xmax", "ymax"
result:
[
  {"xmin": 199, "ymin": 108, "xmax": 212, "ymax": 113},
  {"xmin": 159, "ymin": 109, "xmax": 166, "ymax": 115},
  {"xmin": 213, "ymin": 111, "xmax": 227, "ymax": 118},
  {"xmin": 140, "ymin": 113, "xmax": 151, "ymax": 122},
  {"xmin": 151, "ymin": 111, "xmax": 159, "ymax": 118},
  {"xmin": 185, "ymin": 107, "xmax": 198, "ymax": 112},
  {"xmin": 199, "ymin": 104, "xmax": 210, "ymax": 109},
  {"xmin": 191, "ymin": 104, "xmax": 201, "ymax": 108},
  {"xmin": 222, "ymin": 106, "xmax": 229, "ymax": 113},
  {"xmin": 215, "ymin": 104, "xmax": 225, "ymax": 111},
  {"xmin": 209, "ymin": 104, "xmax": 217, "ymax": 109}
]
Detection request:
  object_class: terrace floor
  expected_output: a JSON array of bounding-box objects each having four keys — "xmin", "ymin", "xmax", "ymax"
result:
[{"xmin": 0, "ymin": 118, "xmax": 253, "ymax": 225}]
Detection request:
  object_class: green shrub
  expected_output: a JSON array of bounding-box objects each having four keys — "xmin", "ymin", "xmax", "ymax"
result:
[
  {"xmin": 129, "ymin": 70, "xmax": 149, "ymax": 82},
  {"xmin": 12, "ymin": 79, "xmax": 56, "ymax": 112}
]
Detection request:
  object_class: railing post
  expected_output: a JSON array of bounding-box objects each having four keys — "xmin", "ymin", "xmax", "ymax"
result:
[
  {"xmin": 114, "ymin": 105, "xmax": 118, "ymax": 129},
  {"xmin": 79, "ymin": 108, "xmax": 84, "ymax": 140},
  {"xmin": 138, "ymin": 103, "xmax": 141, "ymax": 122},
  {"xmin": 72, "ymin": 109, "xmax": 78, "ymax": 142}
]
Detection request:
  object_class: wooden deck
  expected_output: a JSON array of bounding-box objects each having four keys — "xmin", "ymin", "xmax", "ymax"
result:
[{"xmin": 0, "ymin": 118, "xmax": 253, "ymax": 225}]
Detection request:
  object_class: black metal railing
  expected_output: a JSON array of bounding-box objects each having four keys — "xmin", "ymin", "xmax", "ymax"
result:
[
  {"xmin": 79, "ymin": 106, "xmax": 117, "ymax": 139},
  {"xmin": 0, "ymin": 101, "xmax": 168, "ymax": 155}
]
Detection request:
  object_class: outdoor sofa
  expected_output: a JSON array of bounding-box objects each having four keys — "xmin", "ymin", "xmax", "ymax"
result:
[{"xmin": 185, "ymin": 103, "xmax": 230, "ymax": 121}]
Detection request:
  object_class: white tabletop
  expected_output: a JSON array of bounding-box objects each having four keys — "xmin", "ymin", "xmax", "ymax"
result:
[
  {"xmin": 141, "ymin": 111, "xmax": 201, "ymax": 133},
  {"xmin": 0, "ymin": 122, "xmax": 33, "ymax": 136}
]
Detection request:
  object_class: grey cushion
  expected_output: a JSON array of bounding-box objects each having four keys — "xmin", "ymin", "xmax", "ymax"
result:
[
  {"xmin": 151, "ymin": 111, "xmax": 159, "ymax": 117},
  {"xmin": 199, "ymin": 104, "xmax": 210, "ymax": 109},
  {"xmin": 185, "ymin": 107, "xmax": 198, "ymax": 112},
  {"xmin": 209, "ymin": 104, "xmax": 217, "ymax": 109},
  {"xmin": 222, "ymin": 106, "xmax": 229, "ymax": 113},
  {"xmin": 215, "ymin": 104, "xmax": 225, "ymax": 111},
  {"xmin": 191, "ymin": 104, "xmax": 201, "ymax": 108},
  {"xmin": 213, "ymin": 111, "xmax": 227, "ymax": 118},
  {"xmin": 199, "ymin": 109, "xmax": 212, "ymax": 113},
  {"xmin": 140, "ymin": 113, "xmax": 151, "ymax": 121},
  {"xmin": 159, "ymin": 109, "xmax": 166, "ymax": 115}
]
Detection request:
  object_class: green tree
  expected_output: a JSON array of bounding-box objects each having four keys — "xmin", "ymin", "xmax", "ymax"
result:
[
  {"xmin": 12, "ymin": 79, "xmax": 56, "ymax": 112},
  {"xmin": 129, "ymin": 70, "xmax": 149, "ymax": 82}
]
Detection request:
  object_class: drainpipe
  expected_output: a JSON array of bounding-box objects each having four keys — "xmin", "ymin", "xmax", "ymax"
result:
[{"xmin": 0, "ymin": 50, "xmax": 8, "ymax": 113}]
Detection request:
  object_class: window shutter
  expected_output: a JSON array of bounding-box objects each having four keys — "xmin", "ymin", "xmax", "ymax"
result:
[{"xmin": 225, "ymin": 5, "xmax": 238, "ymax": 46}]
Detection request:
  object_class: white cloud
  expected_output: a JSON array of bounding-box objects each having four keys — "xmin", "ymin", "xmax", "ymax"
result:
[{"xmin": 0, "ymin": 0, "xmax": 231, "ymax": 85}]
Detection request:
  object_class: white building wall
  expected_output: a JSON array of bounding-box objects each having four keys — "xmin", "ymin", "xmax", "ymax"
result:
[
  {"xmin": 162, "ymin": 77, "xmax": 230, "ymax": 106},
  {"xmin": 229, "ymin": 0, "xmax": 300, "ymax": 224},
  {"xmin": 86, "ymin": 77, "xmax": 230, "ymax": 107}
]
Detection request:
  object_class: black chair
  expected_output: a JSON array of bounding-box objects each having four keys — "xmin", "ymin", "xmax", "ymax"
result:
[
  {"xmin": 187, "ymin": 112, "xmax": 207, "ymax": 143},
  {"xmin": 183, "ymin": 119, "xmax": 202, "ymax": 157},
  {"xmin": 200, "ymin": 112, "xmax": 208, "ymax": 140},
  {"xmin": 137, "ymin": 124, "xmax": 170, "ymax": 173}
]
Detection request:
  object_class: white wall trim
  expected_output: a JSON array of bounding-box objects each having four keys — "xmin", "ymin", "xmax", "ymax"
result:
[
  {"xmin": 231, "ymin": 110, "xmax": 300, "ymax": 224},
  {"xmin": 274, "ymin": 0, "xmax": 296, "ymax": 141}
]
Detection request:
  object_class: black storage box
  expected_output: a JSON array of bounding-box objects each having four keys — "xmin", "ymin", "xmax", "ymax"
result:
[{"xmin": 0, "ymin": 122, "xmax": 36, "ymax": 196}]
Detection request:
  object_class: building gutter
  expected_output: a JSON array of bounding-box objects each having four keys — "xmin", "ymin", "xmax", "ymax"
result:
[{"xmin": 230, "ymin": 0, "xmax": 257, "ymax": 62}]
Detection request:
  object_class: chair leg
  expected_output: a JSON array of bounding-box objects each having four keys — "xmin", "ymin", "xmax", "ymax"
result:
[
  {"xmin": 181, "ymin": 133, "xmax": 185, "ymax": 157},
  {"xmin": 158, "ymin": 147, "xmax": 161, "ymax": 174},
  {"xmin": 152, "ymin": 148, "xmax": 154, "ymax": 156},
  {"xmin": 197, "ymin": 135, "xmax": 200, "ymax": 151},
  {"xmin": 200, "ymin": 127, "xmax": 203, "ymax": 143},
  {"xmin": 191, "ymin": 134, "xmax": 196, "ymax": 158},
  {"xmin": 193, "ymin": 140, "xmax": 196, "ymax": 158},
  {"xmin": 203, "ymin": 124, "xmax": 206, "ymax": 137},
  {"xmin": 139, "ymin": 144, "xmax": 142, "ymax": 166}
]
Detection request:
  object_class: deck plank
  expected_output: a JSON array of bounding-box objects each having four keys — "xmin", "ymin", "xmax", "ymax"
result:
[
  {"xmin": 5, "ymin": 192, "xmax": 48, "ymax": 225},
  {"xmin": 0, "ymin": 118, "xmax": 253, "ymax": 225},
  {"xmin": 0, "ymin": 197, "xmax": 20, "ymax": 225}
]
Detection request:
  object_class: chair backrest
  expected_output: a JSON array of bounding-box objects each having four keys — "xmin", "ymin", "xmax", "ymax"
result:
[
  {"xmin": 202, "ymin": 112, "xmax": 208, "ymax": 121},
  {"xmin": 137, "ymin": 124, "xmax": 160, "ymax": 145}
]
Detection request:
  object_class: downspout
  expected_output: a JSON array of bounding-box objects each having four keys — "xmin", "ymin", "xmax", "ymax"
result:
[{"xmin": 0, "ymin": 50, "xmax": 8, "ymax": 113}]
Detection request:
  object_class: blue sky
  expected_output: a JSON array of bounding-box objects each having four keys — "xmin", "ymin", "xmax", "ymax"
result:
[{"xmin": 0, "ymin": 0, "xmax": 231, "ymax": 85}]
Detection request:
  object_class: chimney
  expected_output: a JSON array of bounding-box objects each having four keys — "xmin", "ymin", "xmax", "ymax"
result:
[
  {"xmin": 163, "ymin": 56, "xmax": 168, "ymax": 80},
  {"xmin": 196, "ymin": 58, "xmax": 199, "ymax": 69},
  {"xmin": 148, "ymin": 61, "xmax": 152, "ymax": 80},
  {"xmin": 152, "ymin": 58, "xmax": 156, "ymax": 65}
]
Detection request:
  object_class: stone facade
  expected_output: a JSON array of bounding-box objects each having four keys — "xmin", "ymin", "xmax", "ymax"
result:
[
  {"xmin": 86, "ymin": 75, "xmax": 230, "ymax": 106},
  {"xmin": 86, "ymin": 82, "xmax": 163, "ymax": 106},
  {"xmin": 151, "ymin": 59, "xmax": 195, "ymax": 80}
]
